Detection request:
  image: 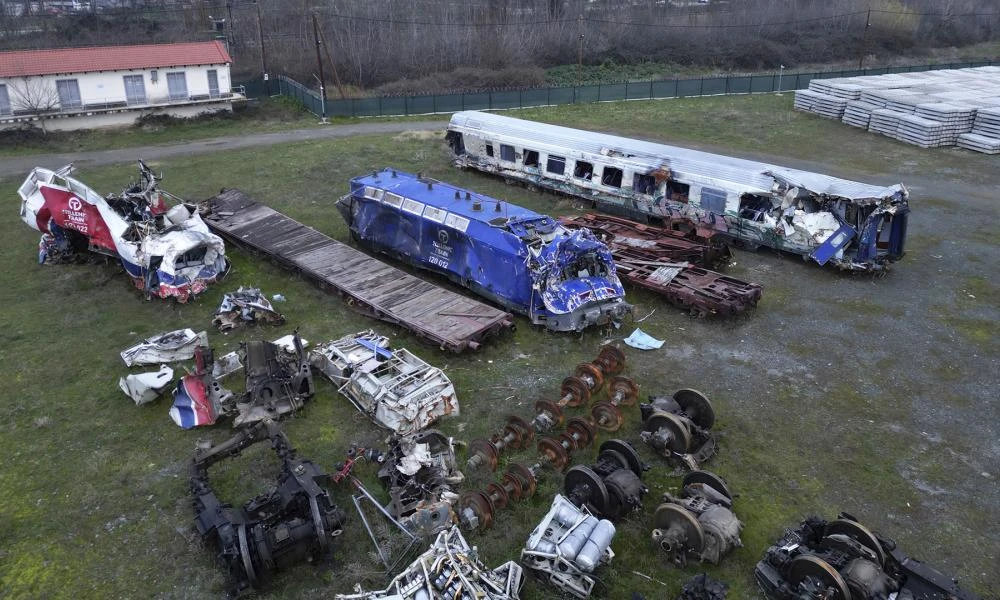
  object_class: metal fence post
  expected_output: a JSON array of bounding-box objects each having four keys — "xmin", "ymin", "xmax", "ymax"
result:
[
  {"xmin": 699, "ymin": 77, "xmax": 704, "ymax": 95},
  {"xmin": 489, "ymin": 91, "xmax": 493, "ymax": 110},
  {"xmin": 405, "ymin": 96, "xmax": 409, "ymax": 116},
  {"xmin": 378, "ymin": 96, "xmax": 382, "ymax": 117},
  {"xmin": 548, "ymin": 87, "xmax": 551, "ymax": 106}
]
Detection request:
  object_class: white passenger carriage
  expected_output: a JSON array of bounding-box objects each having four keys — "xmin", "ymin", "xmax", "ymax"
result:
[{"xmin": 446, "ymin": 111, "xmax": 909, "ymax": 272}]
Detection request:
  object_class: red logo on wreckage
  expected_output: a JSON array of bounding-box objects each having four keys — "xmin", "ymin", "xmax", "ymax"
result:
[{"xmin": 38, "ymin": 186, "xmax": 117, "ymax": 252}]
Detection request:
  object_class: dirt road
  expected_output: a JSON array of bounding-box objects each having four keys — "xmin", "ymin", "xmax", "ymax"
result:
[{"xmin": 0, "ymin": 120, "xmax": 446, "ymax": 178}]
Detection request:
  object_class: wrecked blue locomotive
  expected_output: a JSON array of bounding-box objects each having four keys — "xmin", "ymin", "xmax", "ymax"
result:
[{"xmin": 337, "ymin": 169, "xmax": 631, "ymax": 332}]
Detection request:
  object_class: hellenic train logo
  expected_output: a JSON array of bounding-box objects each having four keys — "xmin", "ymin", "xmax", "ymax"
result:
[{"xmin": 68, "ymin": 197, "xmax": 82, "ymax": 211}]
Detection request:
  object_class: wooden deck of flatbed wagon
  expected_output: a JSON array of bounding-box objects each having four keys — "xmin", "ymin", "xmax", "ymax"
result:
[{"xmin": 203, "ymin": 189, "xmax": 513, "ymax": 352}]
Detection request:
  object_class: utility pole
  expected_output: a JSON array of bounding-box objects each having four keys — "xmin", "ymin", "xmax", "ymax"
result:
[
  {"xmin": 317, "ymin": 24, "xmax": 348, "ymax": 100},
  {"xmin": 577, "ymin": 14, "xmax": 584, "ymax": 85},
  {"xmin": 858, "ymin": 7, "xmax": 871, "ymax": 69},
  {"xmin": 226, "ymin": 0, "xmax": 234, "ymax": 47},
  {"xmin": 255, "ymin": 0, "xmax": 269, "ymax": 94},
  {"xmin": 312, "ymin": 12, "xmax": 328, "ymax": 123}
]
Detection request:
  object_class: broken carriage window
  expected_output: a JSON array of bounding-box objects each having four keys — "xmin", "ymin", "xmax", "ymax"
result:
[
  {"xmin": 633, "ymin": 173, "xmax": 656, "ymax": 195},
  {"xmin": 573, "ymin": 160, "xmax": 594, "ymax": 180},
  {"xmin": 601, "ymin": 167, "xmax": 623, "ymax": 188},
  {"xmin": 500, "ymin": 144, "xmax": 516, "ymax": 162},
  {"xmin": 739, "ymin": 194, "xmax": 772, "ymax": 221},
  {"xmin": 524, "ymin": 149, "xmax": 540, "ymax": 167},
  {"xmin": 485, "ymin": 143, "xmax": 494, "ymax": 157},
  {"xmin": 546, "ymin": 155, "xmax": 566, "ymax": 175},
  {"xmin": 667, "ymin": 180, "xmax": 690, "ymax": 203}
]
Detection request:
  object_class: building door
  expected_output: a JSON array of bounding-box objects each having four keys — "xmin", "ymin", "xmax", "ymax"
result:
[
  {"xmin": 207, "ymin": 70, "xmax": 220, "ymax": 98},
  {"xmin": 167, "ymin": 72, "xmax": 188, "ymax": 101},
  {"xmin": 56, "ymin": 79, "xmax": 82, "ymax": 109},
  {"xmin": 0, "ymin": 84, "xmax": 10, "ymax": 115},
  {"xmin": 123, "ymin": 75, "xmax": 146, "ymax": 105}
]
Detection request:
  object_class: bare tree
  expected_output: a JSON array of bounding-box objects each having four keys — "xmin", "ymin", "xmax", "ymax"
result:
[{"xmin": 7, "ymin": 77, "xmax": 61, "ymax": 134}]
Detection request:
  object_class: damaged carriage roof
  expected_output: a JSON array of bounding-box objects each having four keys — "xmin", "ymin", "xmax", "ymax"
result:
[
  {"xmin": 450, "ymin": 111, "xmax": 906, "ymax": 205},
  {"xmin": 355, "ymin": 169, "xmax": 557, "ymax": 232}
]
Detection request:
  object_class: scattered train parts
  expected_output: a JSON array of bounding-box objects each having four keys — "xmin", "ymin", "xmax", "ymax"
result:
[
  {"xmin": 468, "ymin": 345, "xmax": 626, "ymax": 472},
  {"xmin": 639, "ymin": 389, "xmax": 718, "ymax": 471},
  {"xmin": 563, "ymin": 439, "xmax": 648, "ymax": 522},
  {"xmin": 376, "ymin": 430, "xmax": 464, "ymax": 538},
  {"xmin": 311, "ymin": 330, "xmax": 458, "ymax": 434},
  {"xmin": 335, "ymin": 526, "xmax": 524, "ymax": 600},
  {"xmin": 521, "ymin": 494, "xmax": 617, "ymax": 599},
  {"xmin": 213, "ymin": 287, "xmax": 285, "ymax": 332},
  {"xmin": 531, "ymin": 345, "xmax": 626, "ymax": 433},
  {"xmin": 754, "ymin": 513, "xmax": 982, "ymax": 600},
  {"xmin": 589, "ymin": 376, "xmax": 640, "ymax": 432},
  {"xmin": 169, "ymin": 332, "xmax": 313, "ymax": 429},
  {"xmin": 459, "ymin": 462, "xmax": 539, "ymax": 532},
  {"xmin": 189, "ymin": 421, "xmax": 347, "ymax": 594},
  {"xmin": 652, "ymin": 471, "xmax": 743, "ymax": 566}
]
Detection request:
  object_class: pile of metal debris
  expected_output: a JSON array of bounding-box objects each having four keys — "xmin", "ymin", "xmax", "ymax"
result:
[
  {"xmin": 17, "ymin": 161, "xmax": 227, "ymax": 301},
  {"xmin": 119, "ymin": 328, "xmax": 314, "ymax": 429},
  {"xmin": 213, "ymin": 287, "xmax": 285, "ymax": 332},
  {"xmin": 189, "ymin": 420, "xmax": 347, "ymax": 594},
  {"xmin": 335, "ymin": 526, "xmax": 523, "ymax": 600},
  {"xmin": 561, "ymin": 213, "xmax": 763, "ymax": 317},
  {"xmin": 376, "ymin": 430, "xmax": 464, "ymax": 538},
  {"xmin": 311, "ymin": 330, "xmax": 458, "ymax": 434}
]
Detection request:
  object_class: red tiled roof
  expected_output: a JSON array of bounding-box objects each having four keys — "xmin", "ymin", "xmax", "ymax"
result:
[{"xmin": 0, "ymin": 41, "xmax": 231, "ymax": 78}]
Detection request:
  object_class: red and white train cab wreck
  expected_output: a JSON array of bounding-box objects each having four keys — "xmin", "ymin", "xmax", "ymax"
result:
[{"xmin": 17, "ymin": 161, "xmax": 227, "ymax": 302}]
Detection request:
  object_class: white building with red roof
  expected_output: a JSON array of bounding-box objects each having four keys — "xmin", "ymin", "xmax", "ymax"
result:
[{"xmin": 0, "ymin": 40, "xmax": 244, "ymax": 131}]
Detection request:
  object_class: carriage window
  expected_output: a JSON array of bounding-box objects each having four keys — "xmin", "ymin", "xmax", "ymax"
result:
[
  {"xmin": 500, "ymin": 144, "xmax": 515, "ymax": 162},
  {"xmin": 667, "ymin": 181, "xmax": 690, "ymax": 203},
  {"xmin": 700, "ymin": 187, "xmax": 727, "ymax": 214},
  {"xmin": 485, "ymin": 144, "xmax": 494, "ymax": 157},
  {"xmin": 634, "ymin": 173, "xmax": 656, "ymax": 195},
  {"xmin": 573, "ymin": 161, "xmax": 594, "ymax": 179},
  {"xmin": 524, "ymin": 149, "xmax": 539, "ymax": 167},
  {"xmin": 546, "ymin": 155, "xmax": 566, "ymax": 175},
  {"xmin": 601, "ymin": 167, "xmax": 623, "ymax": 188}
]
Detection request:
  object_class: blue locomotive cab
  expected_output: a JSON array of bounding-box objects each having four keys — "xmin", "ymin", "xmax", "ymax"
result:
[{"xmin": 338, "ymin": 169, "xmax": 630, "ymax": 332}]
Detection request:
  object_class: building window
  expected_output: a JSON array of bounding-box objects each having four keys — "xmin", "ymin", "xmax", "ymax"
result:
[
  {"xmin": 601, "ymin": 166, "xmax": 623, "ymax": 188},
  {"xmin": 123, "ymin": 75, "xmax": 146, "ymax": 105},
  {"xmin": 0, "ymin": 84, "xmax": 10, "ymax": 116},
  {"xmin": 485, "ymin": 143, "xmax": 494, "ymax": 157},
  {"xmin": 524, "ymin": 149, "xmax": 539, "ymax": 167},
  {"xmin": 167, "ymin": 72, "xmax": 188, "ymax": 101},
  {"xmin": 499, "ymin": 144, "xmax": 515, "ymax": 162},
  {"xmin": 546, "ymin": 155, "xmax": 565, "ymax": 175},
  {"xmin": 573, "ymin": 160, "xmax": 594, "ymax": 180},
  {"xmin": 207, "ymin": 69, "xmax": 220, "ymax": 98},
  {"xmin": 56, "ymin": 79, "xmax": 82, "ymax": 109}
]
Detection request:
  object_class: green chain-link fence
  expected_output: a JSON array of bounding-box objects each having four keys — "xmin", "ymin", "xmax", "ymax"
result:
[{"xmin": 236, "ymin": 59, "xmax": 997, "ymax": 119}]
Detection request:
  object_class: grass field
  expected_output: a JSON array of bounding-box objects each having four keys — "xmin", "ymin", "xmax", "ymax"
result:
[{"xmin": 0, "ymin": 94, "xmax": 997, "ymax": 599}]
